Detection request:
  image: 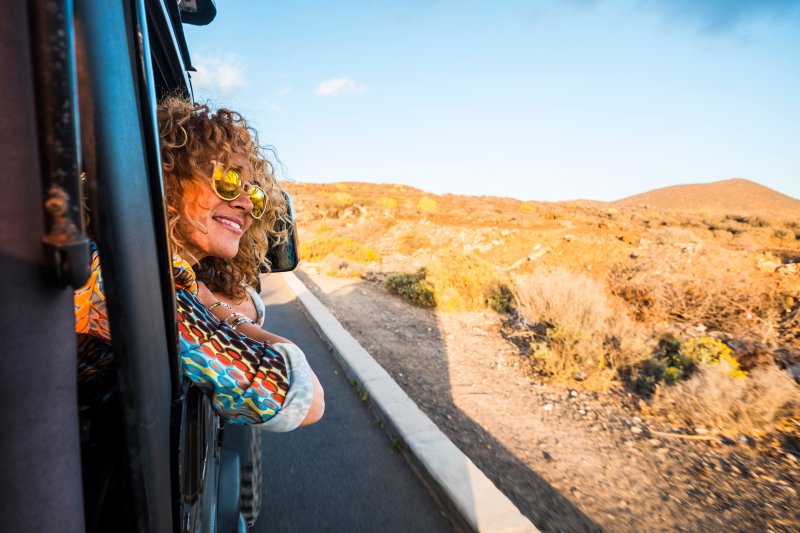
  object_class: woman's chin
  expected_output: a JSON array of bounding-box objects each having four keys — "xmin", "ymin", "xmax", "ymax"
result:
[
  {"xmin": 207, "ymin": 243, "xmax": 240, "ymax": 260},
  {"xmin": 219, "ymin": 248, "xmax": 239, "ymax": 260}
]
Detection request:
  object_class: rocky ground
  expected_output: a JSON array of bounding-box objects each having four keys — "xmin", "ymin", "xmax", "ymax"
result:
[{"xmin": 294, "ymin": 268, "xmax": 800, "ymax": 533}]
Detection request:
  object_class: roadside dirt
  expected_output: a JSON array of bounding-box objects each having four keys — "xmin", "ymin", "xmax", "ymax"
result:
[{"xmin": 294, "ymin": 268, "xmax": 800, "ymax": 533}]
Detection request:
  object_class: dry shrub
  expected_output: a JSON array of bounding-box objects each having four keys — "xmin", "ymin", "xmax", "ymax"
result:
[
  {"xmin": 383, "ymin": 269, "xmax": 435, "ymax": 308},
  {"xmin": 417, "ymin": 197, "xmax": 438, "ymax": 214},
  {"xmin": 330, "ymin": 191, "xmax": 354, "ymax": 206},
  {"xmin": 653, "ymin": 362, "xmax": 800, "ymax": 436},
  {"xmin": 377, "ymin": 197, "xmax": 398, "ymax": 210},
  {"xmin": 513, "ymin": 268, "xmax": 648, "ymax": 383},
  {"xmin": 318, "ymin": 255, "xmax": 368, "ymax": 278},
  {"xmin": 396, "ymin": 230, "xmax": 431, "ymax": 256},
  {"xmin": 300, "ymin": 236, "xmax": 379, "ymax": 263},
  {"xmin": 340, "ymin": 216, "xmax": 397, "ymax": 244},
  {"xmin": 426, "ymin": 250, "xmax": 510, "ymax": 312},
  {"xmin": 609, "ymin": 241, "xmax": 789, "ymax": 344}
]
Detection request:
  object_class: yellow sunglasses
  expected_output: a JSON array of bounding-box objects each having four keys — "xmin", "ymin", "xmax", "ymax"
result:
[{"xmin": 210, "ymin": 161, "xmax": 267, "ymax": 219}]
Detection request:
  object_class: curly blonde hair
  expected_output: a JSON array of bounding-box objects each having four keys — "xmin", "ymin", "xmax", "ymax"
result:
[{"xmin": 157, "ymin": 96, "xmax": 287, "ymax": 300}]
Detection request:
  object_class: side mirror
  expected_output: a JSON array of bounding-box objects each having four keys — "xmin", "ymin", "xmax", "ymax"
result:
[{"xmin": 262, "ymin": 191, "xmax": 299, "ymax": 273}]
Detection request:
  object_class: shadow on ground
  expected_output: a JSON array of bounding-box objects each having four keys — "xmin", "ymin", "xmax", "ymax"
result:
[{"xmin": 294, "ymin": 271, "xmax": 601, "ymax": 533}]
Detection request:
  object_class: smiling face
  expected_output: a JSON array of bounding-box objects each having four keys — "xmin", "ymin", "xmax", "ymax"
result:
[{"xmin": 184, "ymin": 152, "xmax": 256, "ymax": 261}]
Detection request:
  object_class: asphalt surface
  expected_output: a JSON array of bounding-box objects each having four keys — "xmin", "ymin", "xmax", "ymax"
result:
[{"xmin": 251, "ymin": 275, "xmax": 453, "ymax": 533}]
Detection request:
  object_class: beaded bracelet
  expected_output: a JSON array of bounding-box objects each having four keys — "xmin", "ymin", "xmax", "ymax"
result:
[
  {"xmin": 223, "ymin": 312, "xmax": 245, "ymax": 326},
  {"xmin": 230, "ymin": 315, "xmax": 256, "ymax": 330},
  {"xmin": 222, "ymin": 311, "xmax": 255, "ymax": 330}
]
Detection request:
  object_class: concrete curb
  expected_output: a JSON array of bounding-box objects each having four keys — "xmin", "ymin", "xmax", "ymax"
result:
[{"xmin": 281, "ymin": 271, "xmax": 538, "ymax": 533}]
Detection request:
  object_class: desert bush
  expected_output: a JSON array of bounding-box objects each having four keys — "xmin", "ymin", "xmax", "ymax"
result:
[
  {"xmin": 377, "ymin": 196, "xmax": 398, "ymax": 210},
  {"xmin": 383, "ymin": 269, "xmax": 435, "ymax": 308},
  {"xmin": 330, "ymin": 191, "xmax": 354, "ymax": 206},
  {"xmin": 426, "ymin": 251, "xmax": 510, "ymax": 312},
  {"xmin": 340, "ymin": 216, "xmax": 396, "ymax": 244},
  {"xmin": 417, "ymin": 197, "xmax": 438, "ymax": 214},
  {"xmin": 746, "ymin": 216, "xmax": 770, "ymax": 228},
  {"xmin": 786, "ymin": 221, "xmax": 800, "ymax": 230},
  {"xmin": 653, "ymin": 361, "xmax": 800, "ymax": 436},
  {"xmin": 487, "ymin": 284, "xmax": 514, "ymax": 314},
  {"xmin": 608, "ymin": 246, "xmax": 787, "ymax": 344},
  {"xmin": 629, "ymin": 335, "xmax": 745, "ymax": 395},
  {"xmin": 396, "ymin": 230, "xmax": 431, "ymax": 256},
  {"xmin": 631, "ymin": 336, "xmax": 695, "ymax": 394},
  {"xmin": 646, "ymin": 226, "xmax": 702, "ymax": 246},
  {"xmin": 682, "ymin": 336, "xmax": 745, "ymax": 376},
  {"xmin": 300, "ymin": 236, "xmax": 379, "ymax": 263},
  {"xmin": 319, "ymin": 255, "xmax": 368, "ymax": 278},
  {"xmin": 513, "ymin": 268, "xmax": 648, "ymax": 383}
]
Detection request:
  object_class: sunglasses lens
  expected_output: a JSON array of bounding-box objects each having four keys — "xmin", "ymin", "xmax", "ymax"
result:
[
  {"xmin": 213, "ymin": 167, "xmax": 241, "ymax": 200},
  {"xmin": 249, "ymin": 187, "xmax": 266, "ymax": 219}
]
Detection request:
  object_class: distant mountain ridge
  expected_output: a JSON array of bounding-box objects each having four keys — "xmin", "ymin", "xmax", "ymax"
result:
[{"xmin": 612, "ymin": 178, "xmax": 800, "ymax": 215}]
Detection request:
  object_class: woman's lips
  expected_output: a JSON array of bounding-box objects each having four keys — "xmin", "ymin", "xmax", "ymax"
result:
[{"xmin": 213, "ymin": 215, "xmax": 244, "ymax": 234}]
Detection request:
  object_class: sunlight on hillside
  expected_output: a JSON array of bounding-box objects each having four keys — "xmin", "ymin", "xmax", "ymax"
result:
[{"xmin": 286, "ymin": 179, "xmax": 800, "ymax": 439}]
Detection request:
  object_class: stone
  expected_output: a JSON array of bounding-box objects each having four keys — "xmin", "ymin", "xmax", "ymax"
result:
[
  {"xmin": 542, "ymin": 403, "xmax": 554, "ymax": 413},
  {"xmin": 790, "ymin": 364, "xmax": 800, "ymax": 384}
]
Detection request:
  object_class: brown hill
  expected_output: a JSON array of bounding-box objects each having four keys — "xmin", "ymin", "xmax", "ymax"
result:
[{"xmin": 613, "ymin": 178, "xmax": 800, "ymax": 215}]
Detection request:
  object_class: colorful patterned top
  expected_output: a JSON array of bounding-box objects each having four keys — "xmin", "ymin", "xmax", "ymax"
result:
[{"xmin": 75, "ymin": 244, "xmax": 313, "ymax": 431}]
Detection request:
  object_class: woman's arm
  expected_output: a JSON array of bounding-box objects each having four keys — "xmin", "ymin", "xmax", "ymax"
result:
[
  {"xmin": 197, "ymin": 281, "xmax": 292, "ymax": 344},
  {"xmin": 196, "ymin": 281, "xmax": 324, "ymax": 427}
]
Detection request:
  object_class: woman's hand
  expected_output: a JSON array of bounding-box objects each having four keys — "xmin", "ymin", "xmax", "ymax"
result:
[{"xmin": 301, "ymin": 370, "xmax": 325, "ymax": 426}]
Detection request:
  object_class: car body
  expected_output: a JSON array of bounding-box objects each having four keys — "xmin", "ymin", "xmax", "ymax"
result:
[{"xmin": 0, "ymin": 1, "xmax": 283, "ymax": 531}]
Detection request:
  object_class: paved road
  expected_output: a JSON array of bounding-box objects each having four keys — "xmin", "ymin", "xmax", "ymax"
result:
[{"xmin": 251, "ymin": 275, "xmax": 452, "ymax": 533}]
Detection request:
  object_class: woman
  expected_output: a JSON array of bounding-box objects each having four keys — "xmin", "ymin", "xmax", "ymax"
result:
[{"xmin": 76, "ymin": 96, "xmax": 323, "ymax": 429}]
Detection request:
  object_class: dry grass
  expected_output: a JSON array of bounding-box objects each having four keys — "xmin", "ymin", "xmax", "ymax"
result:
[
  {"xmin": 339, "ymin": 216, "xmax": 397, "ymax": 246},
  {"xmin": 299, "ymin": 236, "xmax": 379, "ymax": 264},
  {"xmin": 285, "ymin": 181, "xmax": 800, "ymax": 400},
  {"xmin": 395, "ymin": 230, "xmax": 431, "ymax": 256},
  {"xmin": 416, "ymin": 197, "xmax": 438, "ymax": 214},
  {"xmin": 608, "ymin": 237, "xmax": 790, "ymax": 344},
  {"xmin": 425, "ymin": 249, "xmax": 510, "ymax": 312},
  {"xmin": 653, "ymin": 362, "xmax": 800, "ymax": 437},
  {"xmin": 513, "ymin": 268, "xmax": 649, "ymax": 384},
  {"xmin": 318, "ymin": 255, "xmax": 370, "ymax": 278}
]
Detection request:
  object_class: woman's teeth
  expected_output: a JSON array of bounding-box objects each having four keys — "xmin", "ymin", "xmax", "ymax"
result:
[{"xmin": 215, "ymin": 217, "xmax": 242, "ymax": 232}]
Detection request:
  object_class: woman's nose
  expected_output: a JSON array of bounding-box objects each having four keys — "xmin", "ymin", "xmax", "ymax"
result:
[{"xmin": 230, "ymin": 188, "xmax": 253, "ymax": 214}]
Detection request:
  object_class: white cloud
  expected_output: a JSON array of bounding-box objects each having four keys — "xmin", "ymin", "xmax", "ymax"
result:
[
  {"xmin": 266, "ymin": 101, "xmax": 286, "ymax": 114},
  {"xmin": 192, "ymin": 53, "xmax": 247, "ymax": 95},
  {"xmin": 316, "ymin": 77, "xmax": 366, "ymax": 96}
]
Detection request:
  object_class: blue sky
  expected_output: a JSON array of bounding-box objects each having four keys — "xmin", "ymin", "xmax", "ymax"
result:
[{"xmin": 183, "ymin": 0, "xmax": 800, "ymax": 202}]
